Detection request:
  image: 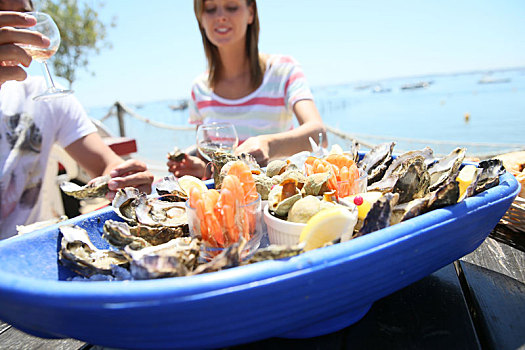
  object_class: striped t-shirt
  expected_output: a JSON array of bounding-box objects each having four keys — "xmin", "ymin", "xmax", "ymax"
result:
[{"xmin": 189, "ymin": 54, "xmax": 314, "ymax": 142}]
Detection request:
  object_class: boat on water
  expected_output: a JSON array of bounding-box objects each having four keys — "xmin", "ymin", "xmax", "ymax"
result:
[
  {"xmin": 478, "ymin": 76, "xmax": 511, "ymax": 84},
  {"xmin": 169, "ymin": 99, "xmax": 189, "ymax": 111},
  {"xmin": 400, "ymin": 81, "xmax": 432, "ymax": 90},
  {"xmin": 371, "ymin": 85, "xmax": 392, "ymax": 93}
]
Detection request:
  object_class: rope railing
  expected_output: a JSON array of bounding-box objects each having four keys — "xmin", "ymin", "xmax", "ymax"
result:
[
  {"xmin": 325, "ymin": 125, "xmax": 525, "ymax": 158},
  {"xmin": 98, "ymin": 101, "xmax": 524, "ymax": 160}
]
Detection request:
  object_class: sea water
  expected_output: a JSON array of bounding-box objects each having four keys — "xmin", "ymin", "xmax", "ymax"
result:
[{"xmin": 88, "ymin": 68, "xmax": 525, "ymax": 175}]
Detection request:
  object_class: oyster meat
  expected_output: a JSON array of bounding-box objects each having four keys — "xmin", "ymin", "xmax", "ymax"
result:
[{"xmin": 60, "ymin": 175, "xmax": 111, "ymax": 199}]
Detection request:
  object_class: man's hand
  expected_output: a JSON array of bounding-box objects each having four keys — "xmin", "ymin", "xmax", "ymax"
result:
[
  {"xmin": 0, "ymin": 12, "xmax": 50, "ymax": 86},
  {"xmin": 105, "ymin": 159, "xmax": 154, "ymax": 200},
  {"xmin": 167, "ymin": 154, "xmax": 209, "ymax": 179}
]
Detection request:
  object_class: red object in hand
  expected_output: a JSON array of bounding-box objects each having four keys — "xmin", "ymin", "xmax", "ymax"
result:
[{"xmin": 353, "ymin": 195, "xmax": 364, "ymax": 206}]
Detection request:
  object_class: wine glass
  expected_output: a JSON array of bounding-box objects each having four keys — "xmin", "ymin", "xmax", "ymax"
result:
[
  {"xmin": 18, "ymin": 12, "xmax": 73, "ymax": 100},
  {"xmin": 196, "ymin": 122, "xmax": 239, "ymax": 161}
]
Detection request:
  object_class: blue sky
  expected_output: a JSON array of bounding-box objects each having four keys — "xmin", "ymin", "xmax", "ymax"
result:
[{"xmin": 30, "ymin": 0, "xmax": 525, "ymax": 108}]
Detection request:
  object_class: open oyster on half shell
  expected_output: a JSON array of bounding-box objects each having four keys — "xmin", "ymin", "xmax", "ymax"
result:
[{"xmin": 60, "ymin": 175, "xmax": 111, "ymax": 199}]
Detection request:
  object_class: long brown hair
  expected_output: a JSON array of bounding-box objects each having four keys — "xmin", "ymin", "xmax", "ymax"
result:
[{"xmin": 194, "ymin": 0, "xmax": 264, "ymax": 89}]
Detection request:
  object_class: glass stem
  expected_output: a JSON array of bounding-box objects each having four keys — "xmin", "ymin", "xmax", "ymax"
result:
[{"xmin": 41, "ymin": 62, "xmax": 56, "ymax": 89}]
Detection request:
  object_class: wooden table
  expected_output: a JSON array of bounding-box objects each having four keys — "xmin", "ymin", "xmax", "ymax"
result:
[{"xmin": 1, "ymin": 226, "xmax": 523, "ymax": 350}]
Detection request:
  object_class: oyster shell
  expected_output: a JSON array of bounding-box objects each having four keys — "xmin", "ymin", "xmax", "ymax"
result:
[
  {"xmin": 125, "ymin": 237, "xmax": 200, "ymax": 279},
  {"xmin": 167, "ymin": 146, "xmax": 186, "ymax": 162},
  {"xmin": 103, "ymin": 219, "xmax": 188, "ymax": 249},
  {"xmin": 474, "ymin": 159, "xmax": 505, "ymax": 194},
  {"xmin": 390, "ymin": 197, "xmax": 429, "ymax": 225},
  {"xmin": 428, "ymin": 148, "xmax": 465, "ymax": 191},
  {"xmin": 135, "ymin": 195, "xmax": 188, "ymax": 228},
  {"xmin": 60, "ymin": 175, "xmax": 111, "ymax": 199},
  {"xmin": 112, "ymin": 187, "xmax": 141, "ymax": 223},
  {"xmin": 155, "ymin": 175, "xmax": 188, "ymax": 202},
  {"xmin": 427, "ymin": 179, "xmax": 460, "ymax": 211},
  {"xmin": 358, "ymin": 142, "xmax": 396, "ymax": 185},
  {"xmin": 59, "ymin": 224, "xmax": 130, "ymax": 277},
  {"xmin": 213, "ymin": 152, "xmax": 260, "ymax": 188},
  {"xmin": 191, "ymin": 239, "xmax": 246, "ymax": 275},
  {"xmin": 243, "ymin": 244, "xmax": 304, "ymax": 264},
  {"xmin": 356, "ymin": 193, "xmax": 399, "ymax": 237},
  {"xmin": 368, "ymin": 156, "xmax": 430, "ymax": 203}
]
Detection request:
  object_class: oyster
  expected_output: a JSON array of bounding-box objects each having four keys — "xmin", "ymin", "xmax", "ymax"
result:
[
  {"xmin": 428, "ymin": 148, "xmax": 465, "ymax": 191},
  {"xmin": 126, "ymin": 237, "xmax": 200, "ymax": 279},
  {"xmin": 103, "ymin": 219, "xmax": 188, "ymax": 249},
  {"xmin": 112, "ymin": 187, "xmax": 141, "ymax": 223},
  {"xmin": 191, "ymin": 239, "xmax": 246, "ymax": 275},
  {"xmin": 59, "ymin": 224, "xmax": 130, "ymax": 277},
  {"xmin": 474, "ymin": 159, "xmax": 505, "ymax": 194},
  {"xmin": 358, "ymin": 142, "xmax": 395, "ymax": 185},
  {"xmin": 155, "ymin": 175, "xmax": 188, "ymax": 202},
  {"xmin": 368, "ymin": 156, "xmax": 430, "ymax": 203},
  {"xmin": 243, "ymin": 244, "xmax": 304, "ymax": 264},
  {"xmin": 135, "ymin": 195, "xmax": 188, "ymax": 228},
  {"xmin": 60, "ymin": 175, "xmax": 111, "ymax": 199},
  {"xmin": 392, "ymin": 158, "xmax": 430, "ymax": 203},
  {"xmin": 382, "ymin": 147, "xmax": 434, "ymax": 178},
  {"xmin": 390, "ymin": 197, "xmax": 429, "ymax": 225},
  {"xmin": 212, "ymin": 152, "xmax": 260, "ymax": 188},
  {"xmin": 427, "ymin": 179, "xmax": 460, "ymax": 211},
  {"xmin": 167, "ymin": 146, "xmax": 186, "ymax": 162},
  {"xmin": 356, "ymin": 193, "xmax": 399, "ymax": 237}
]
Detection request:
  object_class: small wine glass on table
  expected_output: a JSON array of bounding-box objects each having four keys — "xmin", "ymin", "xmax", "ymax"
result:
[
  {"xmin": 196, "ymin": 122, "xmax": 239, "ymax": 162},
  {"xmin": 18, "ymin": 12, "xmax": 73, "ymax": 100}
]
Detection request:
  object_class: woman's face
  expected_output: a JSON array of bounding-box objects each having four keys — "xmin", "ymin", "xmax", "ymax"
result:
[{"xmin": 200, "ymin": 0, "xmax": 254, "ymax": 49}]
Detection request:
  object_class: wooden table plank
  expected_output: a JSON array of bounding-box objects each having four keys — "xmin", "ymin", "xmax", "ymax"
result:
[
  {"xmin": 0, "ymin": 321, "xmax": 85, "ymax": 350},
  {"xmin": 230, "ymin": 265, "xmax": 480, "ymax": 350},
  {"xmin": 459, "ymin": 235, "xmax": 525, "ymax": 350}
]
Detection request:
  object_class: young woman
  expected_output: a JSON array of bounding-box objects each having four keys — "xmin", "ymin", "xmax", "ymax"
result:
[{"xmin": 168, "ymin": 0, "xmax": 326, "ymax": 178}]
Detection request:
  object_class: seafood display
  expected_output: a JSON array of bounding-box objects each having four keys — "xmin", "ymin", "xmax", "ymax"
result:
[{"xmin": 58, "ymin": 143, "xmax": 507, "ymax": 281}]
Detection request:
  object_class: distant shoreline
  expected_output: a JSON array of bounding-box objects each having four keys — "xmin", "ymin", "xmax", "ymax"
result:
[{"xmin": 316, "ymin": 65, "xmax": 525, "ymax": 90}]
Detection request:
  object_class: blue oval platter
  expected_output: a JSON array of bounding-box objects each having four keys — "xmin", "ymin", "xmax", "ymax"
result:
[{"xmin": 0, "ymin": 172, "xmax": 519, "ymax": 349}]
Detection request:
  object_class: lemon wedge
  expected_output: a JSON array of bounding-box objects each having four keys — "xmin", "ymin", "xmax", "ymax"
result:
[
  {"xmin": 457, "ymin": 165, "xmax": 478, "ymax": 201},
  {"xmin": 299, "ymin": 207, "xmax": 357, "ymax": 251},
  {"xmin": 345, "ymin": 192, "xmax": 383, "ymax": 220},
  {"xmin": 178, "ymin": 175, "xmax": 208, "ymax": 195}
]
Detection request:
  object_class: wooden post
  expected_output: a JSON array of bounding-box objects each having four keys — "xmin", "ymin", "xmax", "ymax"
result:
[{"xmin": 115, "ymin": 101, "xmax": 126, "ymax": 137}]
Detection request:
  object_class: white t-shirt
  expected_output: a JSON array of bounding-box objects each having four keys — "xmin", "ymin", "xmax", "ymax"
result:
[{"xmin": 0, "ymin": 76, "xmax": 96, "ymax": 239}]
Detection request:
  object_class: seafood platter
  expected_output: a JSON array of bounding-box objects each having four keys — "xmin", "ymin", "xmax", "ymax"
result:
[{"xmin": 0, "ymin": 143, "xmax": 519, "ymax": 349}]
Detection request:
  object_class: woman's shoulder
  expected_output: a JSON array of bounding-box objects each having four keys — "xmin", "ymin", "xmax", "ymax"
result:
[{"xmin": 264, "ymin": 53, "xmax": 301, "ymax": 68}]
